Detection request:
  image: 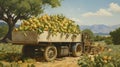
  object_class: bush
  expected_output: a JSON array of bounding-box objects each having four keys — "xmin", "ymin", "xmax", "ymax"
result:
[
  {"xmin": 0, "ymin": 43, "xmax": 23, "ymax": 62},
  {"xmin": 104, "ymin": 37, "xmax": 113, "ymax": 45},
  {"xmin": 0, "ymin": 53, "xmax": 22, "ymax": 62},
  {"xmin": 104, "ymin": 39, "xmax": 112, "ymax": 45},
  {"xmin": 78, "ymin": 45, "xmax": 120, "ymax": 67},
  {"xmin": 0, "ymin": 25, "xmax": 8, "ymax": 38},
  {"xmin": 110, "ymin": 28, "xmax": 120, "ymax": 45},
  {"xmin": 94, "ymin": 35, "xmax": 104, "ymax": 41}
]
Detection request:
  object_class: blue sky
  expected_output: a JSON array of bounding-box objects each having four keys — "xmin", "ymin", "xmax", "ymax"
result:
[{"xmin": 45, "ymin": 0, "xmax": 120, "ymax": 26}]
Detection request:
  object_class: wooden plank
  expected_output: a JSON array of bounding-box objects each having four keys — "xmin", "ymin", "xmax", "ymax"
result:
[
  {"xmin": 12, "ymin": 31, "xmax": 81, "ymax": 44},
  {"xmin": 38, "ymin": 31, "xmax": 81, "ymax": 42},
  {"xmin": 12, "ymin": 31, "xmax": 38, "ymax": 44}
]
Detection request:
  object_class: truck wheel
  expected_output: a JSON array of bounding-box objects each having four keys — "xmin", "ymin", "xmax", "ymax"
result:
[
  {"xmin": 72, "ymin": 43, "xmax": 82, "ymax": 57},
  {"xmin": 44, "ymin": 46, "xmax": 57, "ymax": 61},
  {"xmin": 22, "ymin": 45, "xmax": 35, "ymax": 57}
]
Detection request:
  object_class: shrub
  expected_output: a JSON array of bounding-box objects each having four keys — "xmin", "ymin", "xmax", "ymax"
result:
[
  {"xmin": 78, "ymin": 45, "xmax": 120, "ymax": 67},
  {"xmin": 110, "ymin": 28, "xmax": 120, "ymax": 45},
  {"xmin": 104, "ymin": 37, "xmax": 113, "ymax": 45}
]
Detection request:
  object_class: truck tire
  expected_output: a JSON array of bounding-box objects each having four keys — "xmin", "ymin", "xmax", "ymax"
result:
[
  {"xmin": 22, "ymin": 45, "xmax": 35, "ymax": 57},
  {"xmin": 72, "ymin": 43, "xmax": 82, "ymax": 57},
  {"xmin": 44, "ymin": 45, "xmax": 57, "ymax": 61}
]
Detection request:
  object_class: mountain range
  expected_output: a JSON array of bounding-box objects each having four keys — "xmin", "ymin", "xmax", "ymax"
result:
[
  {"xmin": 0, "ymin": 22, "xmax": 120, "ymax": 35},
  {"xmin": 80, "ymin": 24, "xmax": 120, "ymax": 35}
]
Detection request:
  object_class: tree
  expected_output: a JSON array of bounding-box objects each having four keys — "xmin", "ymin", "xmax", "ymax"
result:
[
  {"xmin": 82, "ymin": 29, "xmax": 94, "ymax": 42},
  {"xmin": 0, "ymin": 0, "xmax": 62, "ymax": 42},
  {"xmin": 110, "ymin": 28, "xmax": 120, "ymax": 45}
]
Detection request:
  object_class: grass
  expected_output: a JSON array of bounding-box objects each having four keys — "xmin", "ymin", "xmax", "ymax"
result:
[
  {"xmin": 0, "ymin": 43, "xmax": 23, "ymax": 62},
  {"xmin": 0, "ymin": 43, "xmax": 23, "ymax": 53},
  {"xmin": 0, "ymin": 43, "xmax": 37, "ymax": 67}
]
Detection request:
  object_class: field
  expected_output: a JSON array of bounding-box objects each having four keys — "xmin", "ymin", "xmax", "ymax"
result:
[{"xmin": 0, "ymin": 43, "xmax": 120, "ymax": 67}]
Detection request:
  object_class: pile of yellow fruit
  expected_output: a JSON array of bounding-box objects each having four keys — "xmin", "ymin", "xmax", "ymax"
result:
[{"xmin": 14, "ymin": 14, "xmax": 80, "ymax": 35}]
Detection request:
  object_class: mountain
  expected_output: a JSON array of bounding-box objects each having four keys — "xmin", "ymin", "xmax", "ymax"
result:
[
  {"xmin": 0, "ymin": 22, "xmax": 7, "ymax": 26},
  {"xmin": 0, "ymin": 22, "xmax": 19, "ymax": 27},
  {"xmin": 80, "ymin": 24, "xmax": 120, "ymax": 35}
]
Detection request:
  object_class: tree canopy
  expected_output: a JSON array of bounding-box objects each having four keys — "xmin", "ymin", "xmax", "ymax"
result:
[
  {"xmin": 0, "ymin": 0, "xmax": 62, "ymax": 42},
  {"xmin": 0, "ymin": 0, "xmax": 61, "ymax": 22},
  {"xmin": 110, "ymin": 28, "xmax": 120, "ymax": 45},
  {"xmin": 82, "ymin": 29, "xmax": 94, "ymax": 42}
]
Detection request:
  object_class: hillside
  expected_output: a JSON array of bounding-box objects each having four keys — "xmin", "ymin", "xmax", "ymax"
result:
[
  {"xmin": 80, "ymin": 24, "xmax": 120, "ymax": 35},
  {"xmin": 0, "ymin": 22, "xmax": 7, "ymax": 25}
]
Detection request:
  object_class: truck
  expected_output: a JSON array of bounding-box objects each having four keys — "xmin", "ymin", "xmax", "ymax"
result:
[{"xmin": 12, "ymin": 31, "xmax": 92, "ymax": 61}]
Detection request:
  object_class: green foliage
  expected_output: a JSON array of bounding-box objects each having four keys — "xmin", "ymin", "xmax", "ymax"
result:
[
  {"xmin": 110, "ymin": 28, "xmax": 120, "ymax": 45},
  {"xmin": 0, "ymin": 0, "xmax": 62, "ymax": 41},
  {"xmin": 30, "ymin": 64, "xmax": 35, "ymax": 67},
  {"xmin": 0, "ymin": 43, "xmax": 22, "ymax": 53},
  {"xmin": 104, "ymin": 37, "xmax": 112, "ymax": 45},
  {"xmin": 78, "ymin": 45, "xmax": 120, "ymax": 67},
  {"xmin": 82, "ymin": 29, "xmax": 94, "ymax": 41},
  {"xmin": 27, "ymin": 64, "xmax": 36, "ymax": 67},
  {"xmin": 0, "ymin": 53, "xmax": 22, "ymax": 62},
  {"xmin": 0, "ymin": 25, "xmax": 8, "ymax": 38},
  {"xmin": 0, "ymin": 62, "xmax": 4, "ymax": 67},
  {"xmin": 94, "ymin": 35, "xmax": 113, "ymax": 45},
  {"xmin": 0, "ymin": 0, "xmax": 61, "ymax": 18},
  {"xmin": 94, "ymin": 35, "xmax": 104, "ymax": 41},
  {"xmin": 0, "ymin": 43, "xmax": 37, "ymax": 63},
  {"xmin": 0, "ymin": 61, "xmax": 36, "ymax": 67},
  {"xmin": 0, "ymin": 43, "xmax": 23, "ymax": 62}
]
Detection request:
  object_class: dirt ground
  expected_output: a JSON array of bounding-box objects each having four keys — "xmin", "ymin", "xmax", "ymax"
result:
[
  {"xmin": 33, "ymin": 57, "xmax": 80, "ymax": 67},
  {"xmin": 19, "ymin": 57, "xmax": 80, "ymax": 67}
]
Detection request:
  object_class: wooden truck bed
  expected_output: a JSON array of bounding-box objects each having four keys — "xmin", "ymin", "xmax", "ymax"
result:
[{"xmin": 12, "ymin": 31, "xmax": 81, "ymax": 44}]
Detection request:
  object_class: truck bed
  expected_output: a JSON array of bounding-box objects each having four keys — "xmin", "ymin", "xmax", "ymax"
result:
[{"xmin": 12, "ymin": 31, "xmax": 81, "ymax": 44}]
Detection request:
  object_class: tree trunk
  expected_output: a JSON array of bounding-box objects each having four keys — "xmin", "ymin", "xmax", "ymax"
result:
[{"xmin": 1, "ymin": 22, "xmax": 15, "ymax": 43}]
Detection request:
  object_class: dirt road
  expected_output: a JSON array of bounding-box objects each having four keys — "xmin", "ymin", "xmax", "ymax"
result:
[
  {"xmin": 34, "ymin": 57, "xmax": 80, "ymax": 67},
  {"xmin": 19, "ymin": 57, "xmax": 80, "ymax": 67}
]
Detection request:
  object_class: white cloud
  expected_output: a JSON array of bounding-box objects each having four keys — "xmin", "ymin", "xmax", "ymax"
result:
[
  {"xmin": 82, "ymin": 9, "xmax": 112, "ymax": 17},
  {"xmin": 71, "ymin": 18, "xmax": 81, "ymax": 22},
  {"xmin": 109, "ymin": 3, "xmax": 120, "ymax": 12},
  {"xmin": 70, "ymin": 18, "xmax": 82, "ymax": 24},
  {"xmin": 82, "ymin": 2, "xmax": 120, "ymax": 17}
]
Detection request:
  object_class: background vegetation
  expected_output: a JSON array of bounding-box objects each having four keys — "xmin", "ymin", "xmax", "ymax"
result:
[
  {"xmin": 0, "ymin": 25, "xmax": 8, "ymax": 39},
  {"xmin": 110, "ymin": 28, "xmax": 120, "ymax": 45}
]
